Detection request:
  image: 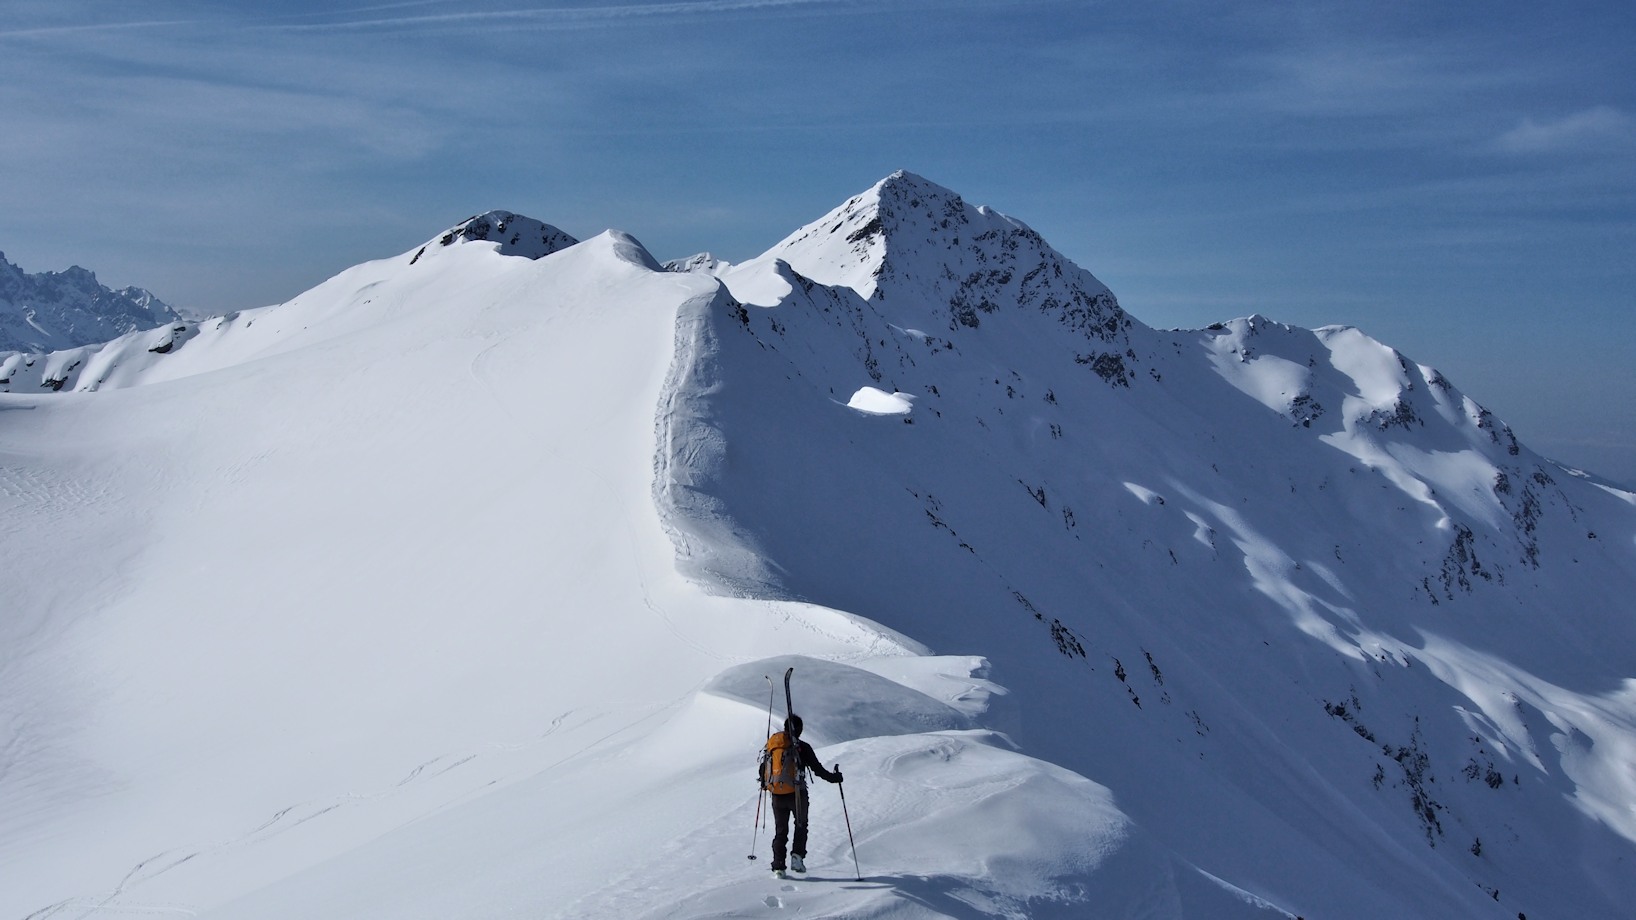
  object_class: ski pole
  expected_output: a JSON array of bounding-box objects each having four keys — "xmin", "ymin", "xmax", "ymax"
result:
[
  {"xmin": 836, "ymin": 763, "xmax": 862, "ymax": 881},
  {"xmin": 748, "ymin": 786, "xmax": 766, "ymax": 860},
  {"xmin": 748, "ymin": 675, "xmax": 776, "ymax": 861}
]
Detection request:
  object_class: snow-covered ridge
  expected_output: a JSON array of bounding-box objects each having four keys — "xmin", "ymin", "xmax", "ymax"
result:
[
  {"xmin": 0, "ymin": 211, "xmax": 589, "ymax": 394},
  {"xmin": 0, "ymin": 250, "xmax": 182, "ymax": 354},
  {"xmin": 1200, "ymin": 314, "xmax": 1525, "ymax": 459},
  {"xmin": 1188, "ymin": 313, "xmax": 1584, "ymax": 582}
]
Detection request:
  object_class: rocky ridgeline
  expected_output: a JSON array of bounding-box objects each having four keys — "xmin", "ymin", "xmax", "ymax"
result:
[{"xmin": 408, "ymin": 210, "xmax": 579, "ymax": 264}]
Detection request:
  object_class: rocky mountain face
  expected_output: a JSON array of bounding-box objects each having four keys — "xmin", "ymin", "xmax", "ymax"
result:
[
  {"xmin": 0, "ymin": 251, "xmax": 182, "ymax": 354},
  {"xmin": 407, "ymin": 210, "xmax": 579, "ymax": 263}
]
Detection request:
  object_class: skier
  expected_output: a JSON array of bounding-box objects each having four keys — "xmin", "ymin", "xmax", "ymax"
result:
[{"xmin": 760, "ymin": 713, "xmax": 842, "ymax": 878}]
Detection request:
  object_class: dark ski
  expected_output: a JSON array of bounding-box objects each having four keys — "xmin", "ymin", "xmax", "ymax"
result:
[
  {"xmin": 783, "ymin": 666, "xmax": 802, "ymax": 786},
  {"xmin": 782, "ymin": 666, "xmax": 795, "ymax": 723}
]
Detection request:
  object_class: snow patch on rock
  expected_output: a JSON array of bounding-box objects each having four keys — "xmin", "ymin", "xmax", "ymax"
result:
[{"xmin": 848, "ymin": 387, "xmax": 915, "ymax": 416}]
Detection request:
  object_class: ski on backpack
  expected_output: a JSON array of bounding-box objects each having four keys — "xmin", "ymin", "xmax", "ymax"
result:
[
  {"xmin": 762, "ymin": 668, "xmax": 801, "ymax": 797},
  {"xmin": 782, "ymin": 666, "xmax": 799, "ymax": 773},
  {"xmin": 782, "ymin": 661, "xmax": 801, "ymax": 769},
  {"xmin": 782, "ymin": 666, "xmax": 794, "ymax": 722}
]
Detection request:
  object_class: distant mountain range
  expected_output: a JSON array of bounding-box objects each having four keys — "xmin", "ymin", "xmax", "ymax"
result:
[
  {"xmin": 4, "ymin": 175, "xmax": 1633, "ymax": 920},
  {"xmin": 0, "ymin": 251, "xmax": 182, "ymax": 355}
]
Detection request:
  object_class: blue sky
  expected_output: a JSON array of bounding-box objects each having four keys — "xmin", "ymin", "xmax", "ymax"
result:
[{"xmin": 2, "ymin": 0, "xmax": 1632, "ymax": 483}]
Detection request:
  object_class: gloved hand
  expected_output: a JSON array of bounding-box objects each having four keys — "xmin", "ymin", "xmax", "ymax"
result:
[{"xmin": 834, "ymin": 769, "xmax": 844, "ymax": 783}]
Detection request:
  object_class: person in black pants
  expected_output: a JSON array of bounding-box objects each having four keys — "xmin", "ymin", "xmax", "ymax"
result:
[{"xmin": 762, "ymin": 713, "xmax": 842, "ymax": 877}]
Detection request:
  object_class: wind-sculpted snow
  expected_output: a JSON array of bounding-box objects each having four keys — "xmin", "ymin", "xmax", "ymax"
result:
[
  {"xmin": 604, "ymin": 728, "xmax": 1285, "ymax": 920},
  {"xmin": 704, "ymin": 655, "xmax": 979, "ymax": 741},
  {"xmin": 4, "ymin": 174, "xmax": 1636, "ymax": 920}
]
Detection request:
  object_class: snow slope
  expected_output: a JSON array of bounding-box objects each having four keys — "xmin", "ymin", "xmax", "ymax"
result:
[{"xmin": 4, "ymin": 174, "xmax": 1634, "ymax": 919}]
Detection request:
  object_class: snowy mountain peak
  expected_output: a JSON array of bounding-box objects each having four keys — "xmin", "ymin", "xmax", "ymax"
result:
[
  {"xmin": 756, "ymin": 170, "xmax": 965, "ymax": 297},
  {"xmin": 663, "ymin": 251, "xmax": 731, "ymax": 276},
  {"xmin": 873, "ymin": 167, "xmax": 958, "ymax": 205},
  {"xmin": 0, "ymin": 250, "xmax": 181, "ymax": 354},
  {"xmin": 411, "ymin": 210, "xmax": 579, "ymax": 263},
  {"xmin": 758, "ymin": 173, "xmax": 1134, "ymax": 366}
]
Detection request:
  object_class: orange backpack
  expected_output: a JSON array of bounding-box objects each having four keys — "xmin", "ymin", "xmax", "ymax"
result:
[{"xmin": 762, "ymin": 731, "xmax": 801, "ymax": 794}]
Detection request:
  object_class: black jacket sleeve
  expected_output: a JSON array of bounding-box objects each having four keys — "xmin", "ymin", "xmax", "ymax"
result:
[{"xmin": 798, "ymin": 740, "xmax": 841, "ymax": 783}]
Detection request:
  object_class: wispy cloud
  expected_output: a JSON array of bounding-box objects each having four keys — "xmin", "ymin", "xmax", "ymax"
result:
[
  {"xmin": 1497, "ymin": 106, "xmax": 1636, "ymax": 155},
  {"xmin": 0, "ymin": 0, "xmax": 874, "ymax": 39},
  {"xmin": 0, "ymin": 17, "xmax": 209, "ymax": 39},
  {"xmin": 1237, "ymin": 35, "xmax": 1531, "ymax": 121},
  {"xmin": 265, "ymin": 0, "xmax": 904, "ymax": 34},
  {"xmin": 0, "ymin": 2, "xmax": 408, "ymax": 38}
]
